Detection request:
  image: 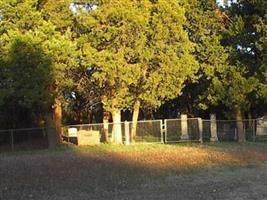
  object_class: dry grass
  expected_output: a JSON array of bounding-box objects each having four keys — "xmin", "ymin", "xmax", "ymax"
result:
[
  {"xmin": 68, "ymin": 142, "xmax": 267, "ymax": 171},
  {"xmin": 1, "ymin": 142, "xmax": 267, "ymax": 200}
]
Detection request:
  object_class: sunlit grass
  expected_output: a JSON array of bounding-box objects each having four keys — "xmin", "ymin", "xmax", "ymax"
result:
[
  {"xmin": 2, "ymin": 142, "xmax": 267, "ymax": 200},
  {"xmin": 2, "ymin": 142, "xmax": 267, "ymax": 172}
]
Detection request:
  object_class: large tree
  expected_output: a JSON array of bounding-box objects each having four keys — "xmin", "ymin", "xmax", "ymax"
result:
[
  {"xmin": 169, "ymin": 0, "xmax": 229, "ymax": 116},
  {"xmin": 205, "ymin": 0, "xmax": 267, "ymax": 142},
  {"xmin": 75, "ymin": 0, "xmax": 198, "ymax": 143},
  {"xmin": 0, "ymin": 0, "xmax": 77, "ymax": 147}
]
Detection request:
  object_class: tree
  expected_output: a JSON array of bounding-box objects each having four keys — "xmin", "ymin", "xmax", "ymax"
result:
[
  {"xmin": 40, "ymin": 0, "xmax": 74, "ymax": 33},
  {"xmin": 75, "ymin": 0, "xmax": 198, "ymax": 143},
  {"xmin": 164, "ymin": 0, "xmax": 229, "ymax": 118},
  {"xmin": 0, "ymin": 0, "xmax": 77, "ymax": 146},
  {"xmin": 221, "ymin": 0, "xmax": 267, "ymax": 142},
  {"xmin": 205, "ymin": 0, "xmax": 267, "ymax": 142},
  {"xmin": 0, "ymin": 31, "xmax": 52, "ymax": 129}
]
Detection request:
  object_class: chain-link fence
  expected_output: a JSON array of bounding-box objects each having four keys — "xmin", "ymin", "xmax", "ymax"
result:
[
  {"xmin": 164, "ymin": 118, "xmax": 201, "ymax": 143},
  {"xmin": 63, "ymin": 120, "xmax": 163, "ymax": 144},
  {"xmin": 1, "ymin": 117, "xmax": 266, "ymax": 152},
  {"xmin": 165, "ymin": 119, "xmax": 259, "ymax": 143},
  {"xmin": 129, "ymin": 120, "xmax": 162, "ymax": 143},
  {"xmin": 63, "ymin": 123, "xmax": 124, "ymax": 144},
  {"xmin": 0, "ymin": 128, "xmax": 48, "ymax": 152}
]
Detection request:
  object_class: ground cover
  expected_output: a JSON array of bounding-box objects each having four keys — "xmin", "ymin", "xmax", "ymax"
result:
[{"xmin": 1, "ymin": 143, "xmax": 267, "ymax": 200}]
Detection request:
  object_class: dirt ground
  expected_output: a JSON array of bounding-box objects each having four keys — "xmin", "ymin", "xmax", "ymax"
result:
[{"xmin": 1, "ymin": 143, "xmax": 267, "ymax": 200}]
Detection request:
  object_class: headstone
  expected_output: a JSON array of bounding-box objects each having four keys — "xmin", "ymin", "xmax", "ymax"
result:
[
  {"xmin": 67, "ymin": 128, "xmax": 78, "ymax": 137},
  {"xmin": 210, "ymin": 114, "xmax": 218, "ymax": 142},
  {"xmin": 181, "ymin": 114, "xmax": 189, "ymax": 140},
  {"xmin": 256, "ymin": 117, "xmax": 267, "ymax": 136},
  {"xmin": 77, "ymin": 130, "xmax": 100, "ymax": 146}
]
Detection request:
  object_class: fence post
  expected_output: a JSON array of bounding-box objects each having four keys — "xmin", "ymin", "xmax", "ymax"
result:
[
  {"xmin": 181, "ymin": 114, "xmax": 189, "ymax": 141},
  {"xmin": 160, "ymin": 120, "xmax": 164, "ymax": 144},
  {"xmin": 124, "ymin": 121, "xmax": 130, "ymax": 145},
  {"xmin": 210, "ymin": 114, "xmax": 218, "ymax": 142},
  {"xmin": 198, "ymin": 118, "xmax": 203, "ymax": 143},
  {"xmin": 10, "ymin": 130, "xmax": 14, "ymax": 151}
]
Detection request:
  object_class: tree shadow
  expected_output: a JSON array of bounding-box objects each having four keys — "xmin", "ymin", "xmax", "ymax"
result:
[{"xmin": 1, "ymin": 143, "xmax": 267, "ymax": 199}]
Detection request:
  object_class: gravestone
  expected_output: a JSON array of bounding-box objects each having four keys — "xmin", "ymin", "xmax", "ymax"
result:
[
  {"xmin": 210, "ymin": 114, "xmax": 218, "ymax": 142},
  {"xmin": 77, "ymin": 130, "xmax": 100, "ymax": 146},
  {"xmin": 257, "ymin": 117, "xmax": 267, "ymax": 136},
  {"xmin": 181, "ymin": 114, "xmax": 189, "ymax": 140}
]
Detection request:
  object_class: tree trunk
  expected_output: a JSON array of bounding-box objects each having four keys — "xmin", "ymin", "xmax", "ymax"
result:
[
  {"xmin": 235, "ymin": 107, "xmax": 245, "ymax": 143},
  {"xmin": 53, "ymin": 97, "xmax": 62, "ymax": 143},
  {"xmin": 111, "ymin": 109, "xmax": 122, "ymax": 144},
  {"xmin": 131, "ymin": 100, "xmax": 140, "ymax": 142},
  {"xmin": 45, "ymin": 112, "xmax": 58, "ymax": 148}
]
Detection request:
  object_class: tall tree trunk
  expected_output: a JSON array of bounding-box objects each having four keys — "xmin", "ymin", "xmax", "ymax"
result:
[
  {"xmin": 53, "ymin": 97, "xmax": 62, "ymax": 143},
  {"xmin": 45, "ymin": 112, "xmax": 58, "ymax": 148},
  {"xmin": 111, "ymin": 109, "xmax": 122, "ymax": 144},
  {"xmin": 131, "ymin": 100, "xmax": 140, "ymax": 142},
  {"xmin": 235, "ymin": 107, "xmax": 245, "ymax": 143}
]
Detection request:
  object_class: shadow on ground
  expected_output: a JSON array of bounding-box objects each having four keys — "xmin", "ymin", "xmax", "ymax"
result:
[{"xmin": 1, "ymin": 143, "xmax": 267, "ymax": 200}]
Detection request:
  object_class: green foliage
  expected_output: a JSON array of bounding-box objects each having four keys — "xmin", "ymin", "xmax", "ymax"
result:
[
  {"xmin": 0, "ymin": 0, "xmax": 77, "ymax": 128},
  {"xmin": 0, "ymin": 31, "xmax": 52, "ymax": 108},
  {"xmin": 164, "ymin": 0, "xmax": 229, "ymax": 115},
  {"xmin": 208, "ymin": 67, "xmax": 258, "ymax": 111},
  {"xmin": 0, "ymin": 0, "xmax": 266, "ymax": 127},
  {"xmin": 41, "ymin": 0, "xmax": 74, "ymax": 32},
  {"xmin": 217, "ymin": 0, "xmax": 267, "ymax": 112},
  {"xmin": 184, "ymin": 0, "xmax": 228, "ymax": 77},
  {"xmin": 76, "ymin": 0, "xmax": 198, "ymax": 112},
  {"xmin": 195, "ymin": 0, "xmax": 267, "ymax": 116}
]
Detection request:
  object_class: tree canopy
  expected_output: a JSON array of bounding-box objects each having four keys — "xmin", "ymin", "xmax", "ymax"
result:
[{"xmin": 0, "ymin": 0, "xmax": 266, "ymax": 144}]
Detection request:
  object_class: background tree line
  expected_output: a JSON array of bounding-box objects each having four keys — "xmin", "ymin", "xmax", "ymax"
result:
[{"xmin": 0, "ymin": 0, "xmax": 266, "ymax": 144}]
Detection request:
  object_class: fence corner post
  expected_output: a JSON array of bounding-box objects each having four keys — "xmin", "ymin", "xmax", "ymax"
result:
[{"xmin": 124, "ymin": 121, "xmax": 130, "ymax": 145}]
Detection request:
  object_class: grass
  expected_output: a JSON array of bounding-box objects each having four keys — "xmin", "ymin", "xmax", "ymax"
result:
[{"xmin": 2, "ymin": 142, "xmax": 267, "ymax": 199}]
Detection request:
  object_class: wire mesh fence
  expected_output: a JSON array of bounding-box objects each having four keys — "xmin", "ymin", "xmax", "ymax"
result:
[
  {"xmin": 63, "ymin": 120, "xmax": 163, "ymax": 144},
  {"xmin": 165, "ymin": 119, "xmax": 259, "ymax": 143},
  {"xmin": 1, "ymin": 117, "xmax": 267, "ymax": 152},
  {"xmin": 129, "ymin": 120, "xmax": 162, "ymax": 143},
  {"xmin": 0, "ymin": 128, "xmax": 48, "ymax": 152},
  {"xmin": 63, "ymin": 123, "xmax": 126, "ymax": 144},
  {"xmin": 164, "ymin": 118, "xmax": 201, "ymax": 143}
]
